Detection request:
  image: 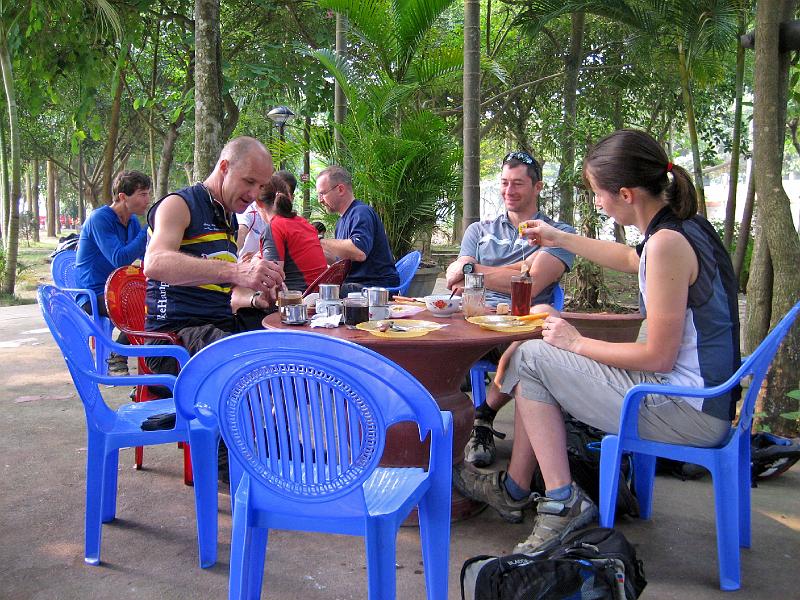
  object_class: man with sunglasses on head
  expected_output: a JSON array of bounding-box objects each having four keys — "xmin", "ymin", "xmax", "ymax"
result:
[
  {"xmin": 446, "ymin": 151, "xmax": 575, "ymax": 472},
  {"xmin": 143, "ymin": 136, "xmax": 285, "ymax": 376},
  {"xmin": 316, "ymin": 165, "xmax": 399, "ymax": 295}
]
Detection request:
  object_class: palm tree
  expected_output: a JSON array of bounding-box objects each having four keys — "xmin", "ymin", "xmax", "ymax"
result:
[{"xmin": 310, "ymin": 0, "xmax": 464, "ymax": 256}]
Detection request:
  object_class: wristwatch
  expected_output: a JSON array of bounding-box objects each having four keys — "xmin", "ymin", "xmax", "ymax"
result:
[
  {"xmin": 250, "ymin": 291, "xmax": 263, "ymax": 309},
  {"xmin": 462, "ymin": 263, "xmax": 475, "ymax": 275}
]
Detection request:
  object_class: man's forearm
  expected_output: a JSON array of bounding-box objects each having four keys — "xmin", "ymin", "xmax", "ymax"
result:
[
  {"xmin": 144, "ymin": 249, "xmax": 237, "ymax": 286},
  {"xmin": 320, "ymin": 238, "xmax": 367, "ymax": 262}
]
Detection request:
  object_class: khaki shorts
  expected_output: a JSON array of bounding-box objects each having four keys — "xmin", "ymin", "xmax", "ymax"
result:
[{"xmin": 500, "ymin": 340, "xmax": 730, "ymax": 447}]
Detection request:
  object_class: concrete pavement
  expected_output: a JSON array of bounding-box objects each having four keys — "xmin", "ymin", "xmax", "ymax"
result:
[{"xmin": 0, "ymin": 301, "xmax": 798, "ymax": 599}]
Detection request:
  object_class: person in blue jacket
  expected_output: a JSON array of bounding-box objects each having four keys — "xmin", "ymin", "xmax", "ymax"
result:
[{"xmin": 75, "ymin": 170, "xmax": 151, "ymax": 374}]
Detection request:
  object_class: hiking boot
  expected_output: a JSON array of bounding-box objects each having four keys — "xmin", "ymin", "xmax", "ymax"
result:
[
  {"xmin": 513, "ymin": 483, "xmax": 598, "ymax": 555},
  {"xmin": 464, "ymin": 419, "xmax": 504, "ymax": 467},
  {"xmin": 107, "ymin": 353, "xmax": 129, "ymax": 376},
  {"xmin": 452, "ymin": 463, "xmax": 533, "ymax": 523}
]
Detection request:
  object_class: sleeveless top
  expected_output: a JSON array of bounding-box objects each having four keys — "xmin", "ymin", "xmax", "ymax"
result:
[
  {"xmin": 145, "ymin": 183, "xmax": 239, "ymax": 332},
  {"xmin": 636, "ymin": 207, "xmax": 740, "ymax": 420}
]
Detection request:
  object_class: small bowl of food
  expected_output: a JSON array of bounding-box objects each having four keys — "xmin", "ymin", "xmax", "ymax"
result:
[{"xmin": 424, "ymin": 294, "xmax": 461, "ymax": 317}]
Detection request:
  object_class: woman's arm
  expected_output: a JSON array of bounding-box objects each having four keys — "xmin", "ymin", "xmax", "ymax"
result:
[
  {"xmin": 522, "ymin": 219, "xmax": 640, "ymax": 274},
  {"xmin": 543, "ymin": 229, "xmax": 696, "ymax": 372}
]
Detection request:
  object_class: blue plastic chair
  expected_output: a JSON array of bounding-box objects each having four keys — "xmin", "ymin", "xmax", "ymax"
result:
[
  {"xmin": 598, "ymin": 301, "xmax": 800, "ymax": 591},
  {"xmin": 176, "ymin": 330, "xmax": 453, "ymax": 600},
  {"xmin": 470, "ymin": 282, "xmax": 565, "ymax": 407},
  {"xmin": 51, "ymin": 249, "xmax": 114, "ymax": 374},
  {"xmin": 37, "ymin": 284, "xmax": 220, "ymax": 568},
  {"xmin": 387, "ymin": 250, "xmax": 421, "ymax": 296}
]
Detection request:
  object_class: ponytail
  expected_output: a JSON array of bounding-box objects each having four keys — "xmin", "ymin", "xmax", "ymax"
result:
[
  {"xmin": 274, "ymin": 192, "xmax": 296, "ymax": 218},
  {"xmin": 665, "ymin": 164, "xmax": 697, "ymax": 219}
]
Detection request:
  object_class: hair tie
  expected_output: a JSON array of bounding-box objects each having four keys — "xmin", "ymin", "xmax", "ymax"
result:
[{"xmin": 666, "ymin": 162, "xmax": 673, "ymax": 173}]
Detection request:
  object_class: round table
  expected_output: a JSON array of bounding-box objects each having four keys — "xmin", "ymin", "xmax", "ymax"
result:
[{"xmin": 263, "ymin": 309, "xmax": 542, "ymax": 520}]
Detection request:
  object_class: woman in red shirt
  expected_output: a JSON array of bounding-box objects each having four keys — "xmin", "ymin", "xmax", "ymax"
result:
[{"xmin": 257, "ymin": 176, "xmax": 327, "ymax": 291}]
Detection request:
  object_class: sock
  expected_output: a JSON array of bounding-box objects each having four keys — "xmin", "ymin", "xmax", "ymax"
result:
[
  {"xmin": 545, "ymin": 483, "xmax": 572, "ymax": 501},
  {"xmin": 475, "ymin": 403, "xmax": 498, "ymax": 424},
  {"xmin": 503, "ymin": 473, "xmax": 530, "ymax": 501}
]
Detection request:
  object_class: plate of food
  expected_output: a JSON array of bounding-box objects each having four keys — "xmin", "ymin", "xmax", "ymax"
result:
[
  {"xmin": 389, "ymin": 304, "xmax": 426, "ymax": 318},
  {"xmin": 355, "ymin": 319, "xmax": 444, "ymax": 338},
  {"xmin": 466, "ymin": 312, "xmax": 548, "ymax": 333},
  {"xmin": 391, "ymin": 295, "xmax": 427, "ymax": 306}
]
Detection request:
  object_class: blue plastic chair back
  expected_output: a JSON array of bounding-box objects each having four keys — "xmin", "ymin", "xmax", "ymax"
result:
[
  {"xmin": 176, "ymin": 330, "xmax": 453, "ymax": 598},
  {"xmin": 50, "ymin": 248, "xmax": 114, "ymax": 373},
  {"xmin": 599, "ymin": 300, "xmax": 800, "ymax": 591},
  {"xmin": 388, "ymin": 251, "xmax": 421, "ymax": 296},
  {"xmin": 37, "ymin": 285, "xmax": 205, "ymax": 567},
  {"xmin": 470, "ymin": 282, "xmax": 564, "ymax": 407},
  {"xmin": 51, "ymin": 248, "xmax": 79, "ymax": 288}
]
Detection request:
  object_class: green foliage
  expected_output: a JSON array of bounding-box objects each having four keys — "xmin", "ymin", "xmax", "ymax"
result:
[
  {"xmin": 309, "ymin": 0, "xmax": 463, "ymax": 257},
  {"xmin": 780, "ymin": 389, "xmax": 800, "ymax": 424},
  {"xmin": 315, "ymin": 103, "xmax": 461, "ymax": 258}
]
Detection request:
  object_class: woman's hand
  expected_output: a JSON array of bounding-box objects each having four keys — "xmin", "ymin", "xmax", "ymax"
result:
[
  {"xmin": 519, "ymin": 219, "xmax": 563, "ymax": 248},
  {"xmin": 541, "ymin": 316, "xmax": 583, "ymax": 353}
]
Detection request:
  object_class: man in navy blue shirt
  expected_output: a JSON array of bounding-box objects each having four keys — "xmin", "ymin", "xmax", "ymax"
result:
[
  {"xmin": 75, "ymin": 170, "xmax": 151, "ymax": 374},
  {"xmin": 316, "ymin": 165, "xmax": 399, "ymax": 294}
]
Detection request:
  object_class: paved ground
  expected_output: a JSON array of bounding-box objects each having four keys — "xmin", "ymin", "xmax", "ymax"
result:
[{"xmin": 0, "ymin": 300, "xmax": 798, "ymax": 600}]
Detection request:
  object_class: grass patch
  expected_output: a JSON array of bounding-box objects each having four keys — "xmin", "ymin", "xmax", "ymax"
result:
[{"xmin": 0, "ymin": 236, "xmax": 62, "ymax": 306}]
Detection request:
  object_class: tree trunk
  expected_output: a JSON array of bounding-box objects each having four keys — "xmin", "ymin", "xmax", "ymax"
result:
[
  {"xmin": 101, "ymin": 50, "xmax": 127, "ymax": 204},
  {"xmin": 55, "ymin": 170, "xmax": 61, "ymax": 235},
  {"xmin": 148, "ymin": 9, "xmax": 161, "ymax": 185},
  {"xmin": 733, "ymin": 159, "xmax": 755, "ymax": 286},
  {"xmin": 557, "ymin": 12, "xmax": 584, "ymax": 226},
  {"xmin": 46, "ymin": 160, "xmax": 56, "ymax": 237},
  {"xmin": 751, "ymin": 0, "xmax": 800, "ymax": 436},
  {"xmin": 0, "ymin": 24, "xmax": 21, "ymax": 295},
  {"xmin": 157, "ymin": 123, "xmax": 181, "ymax": 201},
  {"xmin": 677, "ymin": 43, "xmax": 707, "ymax": 216},
  {"xmin": 724, "ymin": 14, "xmax": 748, "ymax": 250},
  {"xmin": 193, "ymin": 0, "xmax": 224, "ymax": 181},
  {"xmin": 77, "ymin": 143, "xmax": 85, "ymax": 223},
  {"xmin": 0, "ymin": 118, "xmax": 6, "ymax": 242},
  {"xmin": 31, "ymin": 157, "xmax": 39, "ymax": 242},
  {"xmin": 303, "ymin": 114, "xmax": 311, "ymax": 219},
  {"xmin": 334, "ymin": 13, "xmax": 347, "ymax": 150},
  {"xmin": 462, "ymin": 0, "xmax": 480, "ymax": 234}
]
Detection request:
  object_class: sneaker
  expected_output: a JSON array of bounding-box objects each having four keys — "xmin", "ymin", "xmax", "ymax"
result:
[
  {"xmin": 465, "ymin": 419, "xmax": 504, "ymax": 467},
  {"xmin": 107, "ymin": 353, "xmax": 129, "ymax": 376},
  {"xmin": 452, "ymin": 463, "xmax": 533, "ymax": 523},
  {"xmin": 513, "ymin": 483, "xmax": 598, "ymax": 555}
]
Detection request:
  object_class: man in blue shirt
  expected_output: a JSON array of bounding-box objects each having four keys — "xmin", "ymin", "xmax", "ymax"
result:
[
  {"xmin": 316, "ymin": 165, "xmax": 399, "ymax": 294},
  {"xmin": 75, "ymin": 170, "xmax": 151, "ymax": 374},
  {"xmin": 447, "ymin": 152, "xmax": 576, "ymax": 470}
]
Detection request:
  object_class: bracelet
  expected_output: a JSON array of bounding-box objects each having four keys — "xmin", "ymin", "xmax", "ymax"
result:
[{"xmin": 250, "ymin": 291, "xmax": 262, "ymax": 309}]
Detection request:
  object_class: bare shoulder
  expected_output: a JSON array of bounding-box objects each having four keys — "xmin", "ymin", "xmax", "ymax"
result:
[{"xmin": 152, "ymin": 194, "xmax": 190, "ymax": 228}]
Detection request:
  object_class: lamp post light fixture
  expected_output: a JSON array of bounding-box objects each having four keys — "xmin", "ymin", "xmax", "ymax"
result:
[{"xmin": 267, "ymin": 105, "xmax": 295, "ymax": 169}]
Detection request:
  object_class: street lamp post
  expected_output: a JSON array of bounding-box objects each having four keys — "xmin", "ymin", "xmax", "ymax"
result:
[{"xmin": 267, "ymin": 105, "xmax": 295, "ymax": 170}]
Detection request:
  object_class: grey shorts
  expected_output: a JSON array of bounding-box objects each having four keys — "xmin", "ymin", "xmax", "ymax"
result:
[{"xmin": 500, "ymin": 340, "xmax": 731, "ymax": 447}]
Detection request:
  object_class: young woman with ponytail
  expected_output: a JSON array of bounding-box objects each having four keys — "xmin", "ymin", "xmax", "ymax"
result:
[
  {"xmin": 255, "ymin": 175, "xmax": 327, "ymax": 291},
  {"xmin": 453, "ymin": 129, "xmax": 740, "ymax": 556}
]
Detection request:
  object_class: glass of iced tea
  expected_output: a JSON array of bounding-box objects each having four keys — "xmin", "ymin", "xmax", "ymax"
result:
[{"xmin": 510, "ymin": 275, "xmax": 533, "ymax": 316}]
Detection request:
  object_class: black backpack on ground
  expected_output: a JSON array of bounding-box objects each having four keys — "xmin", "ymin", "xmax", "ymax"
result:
[
  {"xmin": 460, "ymin": 527, "xmax": 647, "ymax": 600},
  {"xmin": 655, "ymin": 431, "xmax": 800, "ymax": 483},
  {"xmin": 531, "ymin": 417, "xmax": 640, "ymax": 518}
]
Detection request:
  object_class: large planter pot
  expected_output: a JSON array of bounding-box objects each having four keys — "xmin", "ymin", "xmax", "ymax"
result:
[
  {"xmin": 561, "ymin": 311, "xmax": 645, "ymax": 343},
  {"xmin": 405, "ymin": 265, "xmax": 441, "ymax": 297}
]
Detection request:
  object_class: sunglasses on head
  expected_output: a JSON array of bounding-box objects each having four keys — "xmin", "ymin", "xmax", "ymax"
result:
[{"xmin": 503, "ymin": 151, "xmax": 541, "ymax": 180}]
